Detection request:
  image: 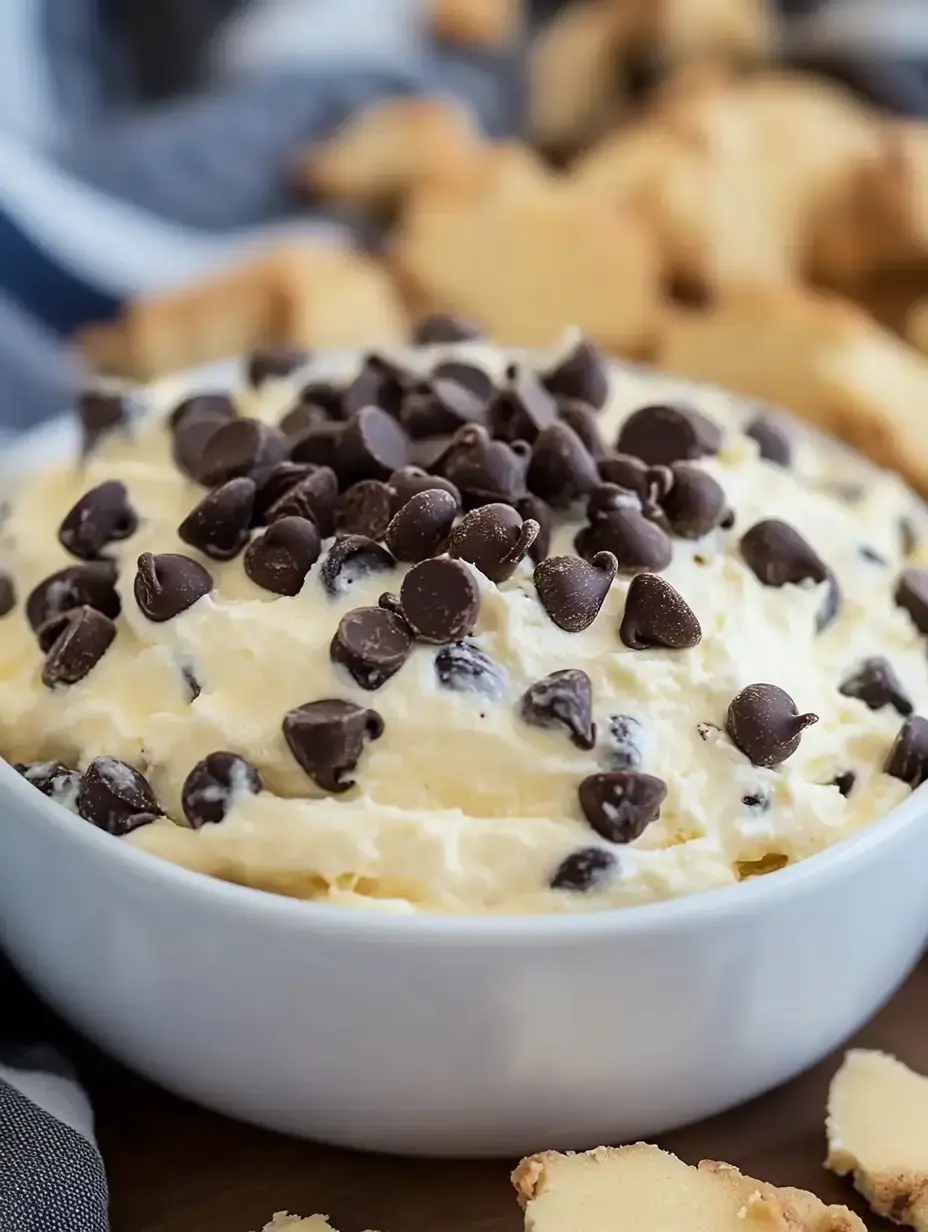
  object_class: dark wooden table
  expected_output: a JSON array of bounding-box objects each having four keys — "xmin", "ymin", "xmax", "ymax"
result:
[{"xmin": 88, "ymin": 958, "xmax": 928, "ymax": 1232}]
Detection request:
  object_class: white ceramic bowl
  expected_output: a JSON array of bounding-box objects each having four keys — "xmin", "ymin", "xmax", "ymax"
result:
[{"xmin": 2, "ymin": 756, "xmax": 928, "ymax": 1156}]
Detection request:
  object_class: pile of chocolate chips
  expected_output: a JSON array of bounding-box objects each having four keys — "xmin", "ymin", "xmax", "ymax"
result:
[{"xmin": 7, "ymin": 322, "xmax": 928, "ymax": 899}]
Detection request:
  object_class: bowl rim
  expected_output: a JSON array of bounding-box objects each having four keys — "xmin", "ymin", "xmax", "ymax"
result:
[{"xmin": 3, "ymin": 754, "xmax": 926, "ymax": 943}]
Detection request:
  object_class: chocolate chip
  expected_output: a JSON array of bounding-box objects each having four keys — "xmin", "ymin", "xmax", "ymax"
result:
[
  {"xmin": 280, "ymin": 402, "xmax": 329, "ymax": 441},
  {"xmin": 740, "ymin": 520, "xmax": 828, "ymax": 588},
  {"xmin": 745, "ymin": 414, "xmax": 791, "ymax": 467},
  {"xmin": 320, "ymin": 535, "xmax": 395, "ymax": 596},
  {"xmin": 411, "ymin": 434, "xmax": 456, "ymax": 471},
  {"xmin": 516, "ymin": 494, "xmax": 552, "ymax": 563},
  {"xmin": 521, "ymin": 669, "xmax": 595, "ymax": 749},
  {"xmin": 401, "ymin": 381, "xmax": 487, "ymax": 439},
  {"xmin": 534, "ymin": 552, "xmax": 617, "ymax": 632},
  {"xmin": 413, "ymin": 312, "xmax": 481, "ymax": 344},
  {"xmin": 527, "ymin": 422, "xmax": 600, "ymax": 509},
  {"xmin": 543, "ymin": 338, "xmax": 609, "ymax": 410},
  {"xmin": 0, "ymin": 573, "xmax": 13, "ymax": 619},
  {"xmin": 17, "ymin": 761, "xmax": 80, "ymax": 804},
  {"xmin": 77, "ymin": 755, "xmax": 162, "ymax": 835},
  {"xmin": 660, "ymin": 465, "xmax": 727, "ymax": 539},
  {"xmin": 40, "ymin": 606, "xmax": 116, "ymax": 687},
  {"xmin": 169, "ymin": 395, "xmax": 237, "ymax": 480},
  {"xmin": 178, "ymin": 477, "xmax": 255, "ymax": 560},
  {"xmin": 885, "ymin": 715, "xmax": 928, "ymax": 788},
  {"xmin": 576, "ymin": 508, "xmax": 673, "ymax": 575},
  {"xmin": 895, "ymin": 566, "xmax": 928, "ymax": 634},
  {"xmin": 387, "ymin": 466, "xmax": 461, "ymax": 512},
  {"xmin": 840, "ymin": 657, "xmax": 913, "ymax": 717},
  {"xmin": 244, "ymin": 516, "xmax": 321, "ymax": 595},
  {"xmin": 297, "ymin": 380, "xmax": 344, "ymax": 420},
  {"xmin": 253, "ymin": 462, "xmax": 315, "ymax": 523},
  {"xmin": 431, "ymin": 360, "xmax": 495, "ymax": 406},
  {"xmin": 289, "ymin": 422, "xmax": 344, "ymax": 469},
  {"xmin": 334, "ymin": 480, "xmax": 394, "ymax": 540},
  {"xmin": 400, "ymin": 558, "xmax": 480, "ymax": 643},
  {"xmin": 26, "ymin": 561, "xmax": 120, "ymax": 632},
  {"xmin": 246, "ymin": 347, "xmax": 307, "ymax": 388},
  {"xmin": 331, "ymin": 606, "xmax": 413, "ymax": 689},
  {"xmin": 384, "ymin": 489, "xmax": 458, "ymax": 562},
  {"xmin": 342, "ymin": 355, "xmax": 410, "ymax": 421},
  {"xmin": 134, "ymin": 552, "xmax": 213, "ymax": 622},
  {"xmin": 434, "ymin": 642, "xmax": 506, "ymax": 697},
  {"xmin": 619, "ymin": 573, "xmax": 701, "ymax": 650},
  {"xmin": 557, "ymin": 401, "xmax": 608, "ymax": 459},
  {"xmin": 449, "ymin": 503, "xmax": 539, "ymax": 583},
  {"xmin": 283, "ymin": 699, "xmax": 384, "ymax": 793},
  {"xmin": 603, "ymin": 715, "xmax": 642, "ymax": 770},
  {"xmin": 550, "ymin": 846, "xmax": 616, "ymax": 892},
  {"xmin": 833, "ymin": 771, "xmax": 856, "ymax": 798},
  {"xmin": 579, "ymin": 771, "xmax": 667, "ymax": 843},
  {"xmin": 742, "ymin": 792, "xmax": 769, "ymax": 810},
  {"xmin": 616, "ymin": 403, "xmax": 722, "ymax": 466},
  {"xmin": 181, "ymin": 752, "xmax": 262, "ymax": 827},
  {"xmin": 726, "ymin": 683, "xmax": 818, "ymax": 767},
  {"xmin": 169, "ymin": 392, "xmax": 237, "ymax": 432},
  {"xmin": 335, "ymin": 406, "xmax": 409, "ymax": 486},
  {"xmin": 197, "ymin": 418, "xmax": 289, "ymax": 487},
  {"xmin": 266, "ymin": 465, "xmax": 339, "ymax": 536},
  {"xmin": 183, "ymin": 666, "xmax": 201, "ymax": 701},
  {"xmin": 78, "ymin": 389, "xmax": 134, "ymax": 455},
  {"xmin": 58, "ymin": 481, "xmax": 138, "ymax": 561},
  {"xmin": 817, "ymin": 573, "xmax": 841, "ymax": 633},
  {"xmin": 490, "ymin": 367, "xmax": 558, "ymax": 443},
  {"xmin": 440, "ymin": 425, "xmax": 527, "ymax": 508}
]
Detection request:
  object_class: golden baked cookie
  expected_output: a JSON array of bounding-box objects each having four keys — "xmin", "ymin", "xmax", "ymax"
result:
[{"xmin": 428, "ymin": 0, "xmax": 523, "ymax": 49}]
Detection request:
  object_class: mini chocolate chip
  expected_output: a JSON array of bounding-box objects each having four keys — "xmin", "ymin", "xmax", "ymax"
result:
[
  {"xmin": 401, "ymin": 381, "xmax": 487, "ymax": 438},
  {"xmin": 833, "ymin": 771, "xmax": 856, "ymax": 798},
  {"xmin": 859, "ymin": 545, "xmax": 887, "ymax": 566},
  {"xmin": 334, "ymin": 480, "xmax": 394, "ymax": 540},
  {"xmin": 527, "ymin": 422, "xmax": 600, "ymax": 508},
  {"xmin": 252, "ymin": 462, "xmax": 315, "ymax": 523},
  {"xmin": 534, "ymin": 552, "xmax": 617, "ymax": 632},
  {"xmin": 816, "ymin": 573, "xmax": 841, "ymax": 634},
  {"xmin": 490, "ymin": 367, "xmax": 558, "ymax": 443},
  {"xmin": 58, "ymin": 481, "xmax": 138, "ymax": 560},
  {"xmin": 521, "ymin": 669, "xmax": 595, "ymax": 749},
  {"xmin": 576, "ymin": 508, "xmax": 673, "ymax": 574},
  {"xmin": 384, "ymin": 489, "xmax": 458, "ymax": 562},
  {"xmin": 885, "ymin": 715, "xmax": 928, "ymax": 788},
  {"xmin": 543, "ymin": 338, "xmax": 608, "ymax": 410},
  {"xmin": 387, "ymin": 466, "xmax": 461, "ymax": 512},
  {"xmin": 434, "ymin": 642, "xmax": 506, "ymax": 697},
  {"xmin": 619, "ymin": 573, "xmax": 701, "ymax": 650},
  {"xmin": 178, "ymin": 477, "xmax": 255, "ymax": 560},
  {"xmin": 283, "ymin": 699, "xmax": 384, "ymax": 792},
  {"xmin": 335, "ymin": 406, "xmax": 409, "ymax": 485},
  {"xmin": 740, "ymin": 519, "xmax": 828, "ymax": 587},
  {"xmin": 244, "ymin": 516, "xmax": 321, "ymax": 595},
  {"xmin": 169, "ymin": 393, "xmax": 237, "ymax": 432},
  {"xmin": 181, "ymin": 752, "xmax": 262, "ymax": 827},
  {"xmin": 440, "ymin": 424, "xmax": 527, "ymax": 508},
  {"xmin": 449, "ymin": 504, "xmax": 539, "ymax": 583},
  {"xmin": 0, "ymin": 573, "xmax": 15, "ymax": 618},
  {"xmin": 557, "ymin": 401, "xmax": 608, "ymax": 459},
  {"xmin": 516, "ymin": 494, "xmax": 552, "ymax": 563},
  {"xmin": 266, "ymin": 466, "xmax": 339, "ymax": 536},
  {"xmin": 41, "ymin": 606, "xmax": 116, "ymax": 687},
  {"xmin": 331, "ymin": 606, "xmax": 413, "ymax": 689},
  {"xmin": 617, "ymin": 403, "xmax": 722, "ymax": 466},
  {"xmin": 182, "ymin": 666, "xmax": 201, "ymax": 701},
  {"xmin": 550, "ymin": 846, "xmax": 616, "ymax": 892},
  {"xmin": 78, "ymin": 389, "xmax": 134, "ymax": 455},
  {"xmin": 840, "ymin": 657, "xmax": 913, "ymax": 717},
  {"xmin": 603, "ymin": 714, "xmax": 643, "ymax": 770},
  {"xmin": 169, "ymin": 394, "xmax": 238, "ymax": 480},
  {"xmin": 400, "ymin": 558, "xmax": 480, "ymax": 643},
  {"xmin": 660, "ymin": 464, "xmax": 727, "ymax": 539},
  {"xmin": 742, "ymin": 792, "xmax": 769, "ymax": 810},
  {"xmin": 134, "ymin": 552, "xmax": 213, "ymax": 622},
  {"xmin": 17, "ymin": 761, "xmax": 80, "ymax": 803},
  {"xmin": 579, "ymin": 770, "xmax": 667, "ymax": 843},
  {"xmin": 726, "ymin": 683, "xmax": 818, "ymax": 767},
  {"xmin": 77, "ymin": 755, "xmax": 162, "ymax": 835},
  {"xmin": 895, "ymin": 566, "xmax": 928, "ymax": 635},
  {"xmin": 320, "ymin": 535, "xmax": 395, "ymax": 596},
  {"xmin": 198, "ymin": 418, "xmax": 289, "ymax": 487},
  {"xmin": 289, "ymin": 421, "xmax": 344, "ymax": 469},
  {"xmin": 413, "ymin": 312, "xmax": 481, "ymax": 344},
  {"xmin": 246, "ymin": 347, "xmax": 307, "ymax": 388},
  {"xmin": 26, "ymin": 561, "xmax": 120, "ymax": 632},
  {"xmin": 745, "ymin": 414, "xmax": 791, "ymax": 467}
]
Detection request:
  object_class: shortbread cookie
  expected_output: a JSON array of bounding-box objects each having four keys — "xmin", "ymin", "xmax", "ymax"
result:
[
  {"xmin": 827, "ymin": 1050, "xmax": 928, "ymax": 1230},
  {"xmin": 512, "ymin": 1143, "xmax": 864, "ymax": 1231},
  {"xmin": 428, "ymin": 0, "xmax": 523, "ymax": 49},
  {"xmin": 295, "ymin": 97, "xmax": 486, "ymax": 209},
  {"xmin": 657, "ymin": 286, "xmax": 928, "ymax": 495}
]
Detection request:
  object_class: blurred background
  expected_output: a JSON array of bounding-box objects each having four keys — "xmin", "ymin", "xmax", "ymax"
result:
[{"xmin": 6, "ymin": 0, "xmax": 928, "ymax": 492}]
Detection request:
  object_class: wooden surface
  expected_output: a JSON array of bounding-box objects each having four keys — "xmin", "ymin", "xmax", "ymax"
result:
[{"xmin": 90, "ymin": 959, "xmax": 928, "ymax": 1232}]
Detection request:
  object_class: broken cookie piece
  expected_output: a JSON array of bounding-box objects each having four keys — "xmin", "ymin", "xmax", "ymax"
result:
[
  {"xmin": 827, "ymin": 1049, "xmax": 928, "ymax": 1230},
  {"xmin": 512, "ymin": 1143, "xmax": 864, "ymax": 1232}
]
